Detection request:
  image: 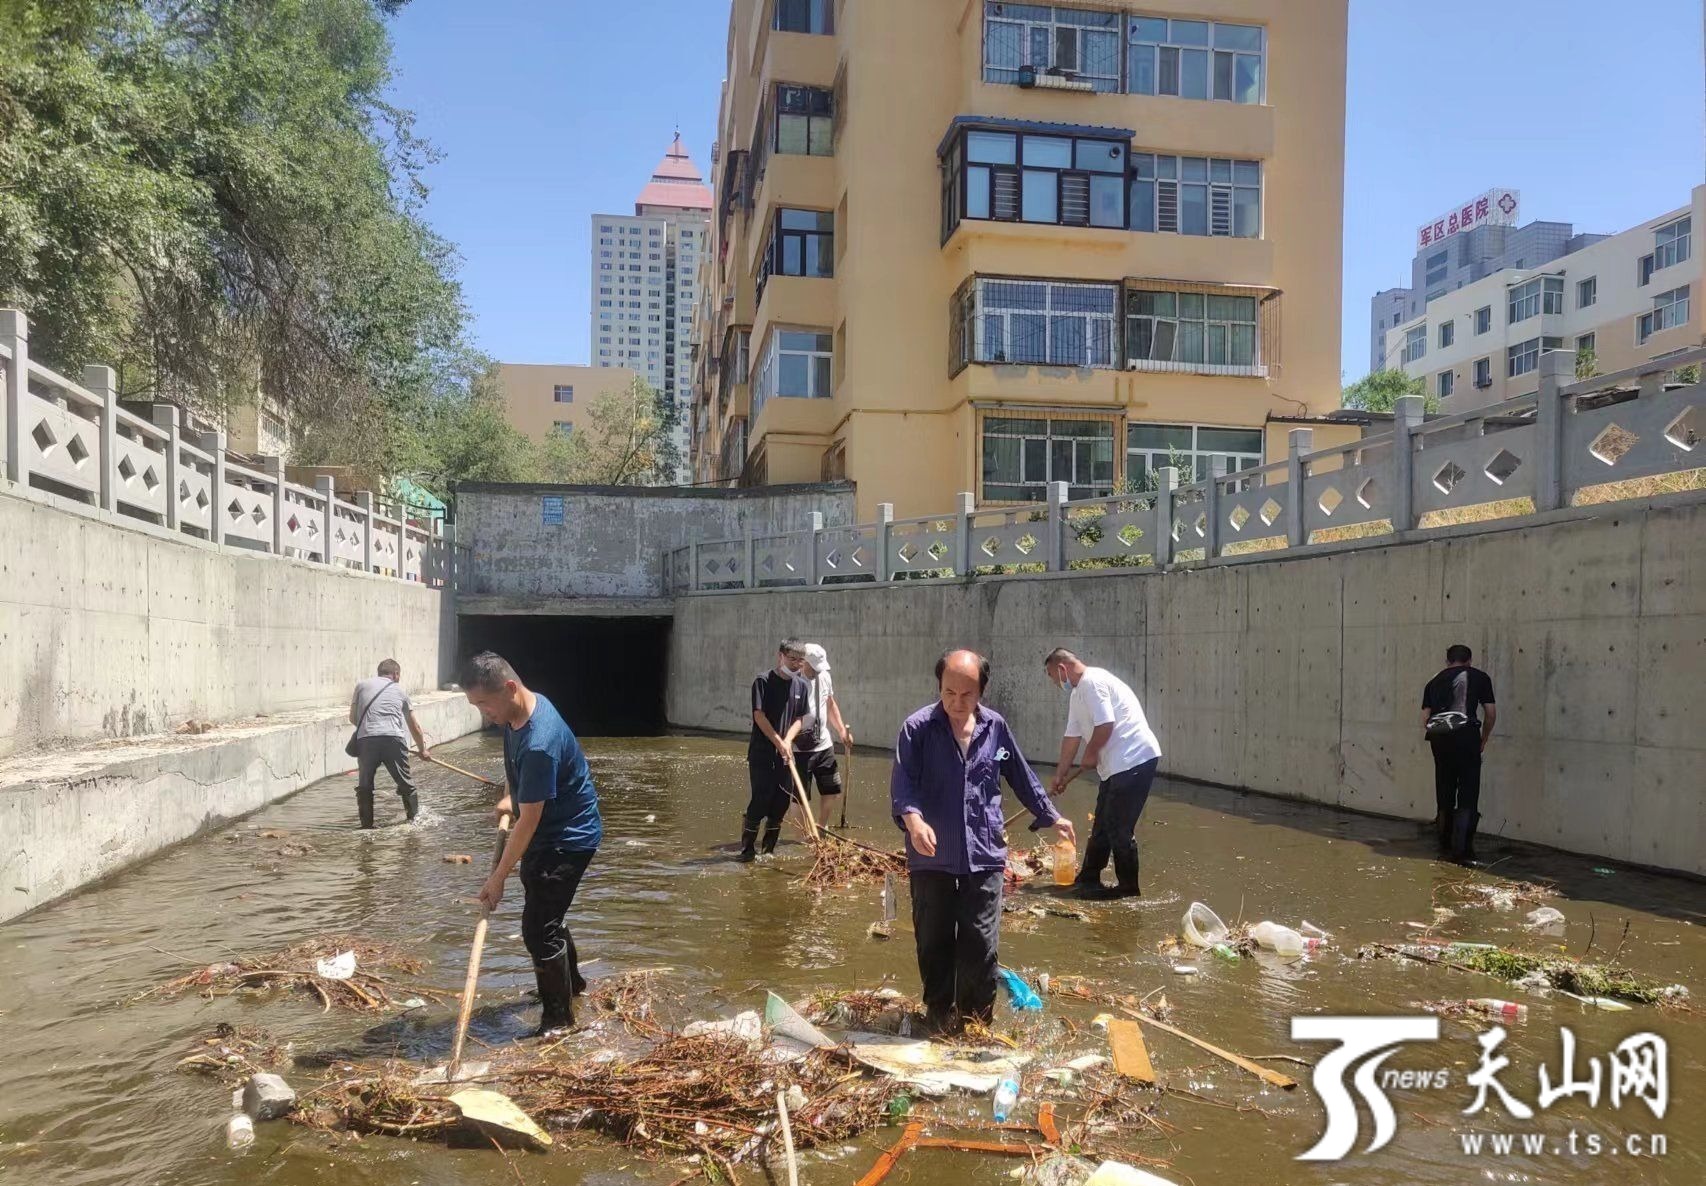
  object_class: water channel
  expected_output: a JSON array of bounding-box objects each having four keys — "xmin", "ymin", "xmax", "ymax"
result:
[{"xmin": 1, "ymin": 732, "xmax": 1701, "ymax": 1185}]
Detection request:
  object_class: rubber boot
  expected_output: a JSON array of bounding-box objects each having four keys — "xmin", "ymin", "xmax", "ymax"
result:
[
  {"xmin": 1451, "ymin": 811, "xmax": 1481, "ymax": 865},
  {"xmin": 356, "ymin": 788, "xmax": 375, "ymax": 830},
  {"xmin": 1109, "ymin": 850, "xmax": 1142, "ymax": 899},
  {"xmin": 736, "ymin": 823, "xmax": 760, "ymax": 863},
  {"xmin": 532, "ymin": 953, "xmax": 574, "ymax": 1037},
  {"xmin": 566, "ymin": 934, "xmax": 588, "ymax": 996},
  {"xmin": 400, "ymin": 787, "xmax": 420, "ymax": 822},
  {"xmin": 760, "ymin": 824, "xmax": 782, "ymax": 855}
]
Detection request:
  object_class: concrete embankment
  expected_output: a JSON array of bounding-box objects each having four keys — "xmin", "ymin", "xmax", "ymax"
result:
[
  {"xmin": 666, "ymin": 498, "xmax": 1706, "ymax": 877},
  {"xmin": 0, "ymin": 692, "xmax": 482, "ymax": 922}
]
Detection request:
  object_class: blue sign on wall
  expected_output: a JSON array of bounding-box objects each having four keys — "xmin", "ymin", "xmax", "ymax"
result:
[{"xmin": 541, "ymin": 495, "xmax": 564, "ymax": 526}]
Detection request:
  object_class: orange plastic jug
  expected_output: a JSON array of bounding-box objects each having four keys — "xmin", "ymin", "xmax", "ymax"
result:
[{"xmin": 1052, "ymin": 839, "xmax": 1078, "ymax": 886}]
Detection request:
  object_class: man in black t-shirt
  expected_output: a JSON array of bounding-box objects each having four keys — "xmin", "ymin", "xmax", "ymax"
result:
[
  {"xmin": 740, "ymin": 639, "xmax": 810, "ymax": 862},
  {"xmin": 1421, "ymin": 643, "xmax": 1498, "ymax": 863}
]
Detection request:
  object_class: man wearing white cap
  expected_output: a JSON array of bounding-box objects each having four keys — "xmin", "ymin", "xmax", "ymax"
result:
[{"xmin": 794, "ymin": 643, "xmax": 853, "ymax": 808}]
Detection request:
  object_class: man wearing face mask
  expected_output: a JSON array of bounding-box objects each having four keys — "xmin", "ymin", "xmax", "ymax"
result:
[
  {"xmin": 740, "ymin": 639, "xmax": 811, "ymax": 862},
  {"xmin": 1044, "ymin": 649, "xmax": 1161, "ymax": 900}
]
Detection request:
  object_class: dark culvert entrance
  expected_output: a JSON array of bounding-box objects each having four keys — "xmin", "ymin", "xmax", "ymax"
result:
[{"xmin": 457, "ymin": 615, "xmax": 671, "ymax": 736}]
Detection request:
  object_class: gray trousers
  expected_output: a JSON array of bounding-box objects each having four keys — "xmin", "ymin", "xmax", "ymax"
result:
[{"xmin": 1076, "ymin": 757, "xmax": 1158, "ymax": 889}]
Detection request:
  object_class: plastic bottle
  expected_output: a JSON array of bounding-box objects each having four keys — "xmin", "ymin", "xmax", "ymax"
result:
[
  {"xmin": 992, "ymin": 1077, "xmax": 1020, "ymax": 1123},
  {"xmin": 1251, "ymin": 921, "xmax": 1305, "ymax": 957},
  {"xmin": 1210, "ymin": 942, "xmax": 1241, "ymax": 961},
  {"xmin": 225, "ymin": 1114, "xmax": 255, "ymax": 1151},
  {"xmin": 1052, "ymin": 838, "xmax": 1078, "ymax": 887},
  {"xmin": 1468, "ymin": 999, "xmax": 1529, "ymax": 1023}
]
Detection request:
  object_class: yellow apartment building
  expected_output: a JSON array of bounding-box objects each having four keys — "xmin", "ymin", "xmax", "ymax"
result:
[
  {"xmin": 1394, "ymin": 188, "xmax": 1702, "ymax": 411},
  {"xmin": 492, "ymin": 363, "xmax": 640, "ymax": 442},
  {"xmin": 690, "ymin": 0, "xmax": 1354, "ymax": 519}
]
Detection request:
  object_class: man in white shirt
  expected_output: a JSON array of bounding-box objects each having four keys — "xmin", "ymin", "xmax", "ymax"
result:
[
  {"xmin": 794, "ymin": 643, "xmax": 853, "ymax": 810},
  {"xmin": 1044, "ymin": 648, "xmax": 1162, "ymax": 900}
]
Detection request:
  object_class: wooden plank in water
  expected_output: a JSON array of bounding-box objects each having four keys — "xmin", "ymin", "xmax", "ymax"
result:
[
  {"xmin": 1130, "ymin": 1013, "xmax": 1298, "ymax": 1090},
  {"xmin": 1107, "ymin": 1017, "xmax": 1157, "ymax": 1084}
]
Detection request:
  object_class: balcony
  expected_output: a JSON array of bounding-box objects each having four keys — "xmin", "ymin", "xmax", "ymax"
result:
[
  {"xmin": 746, "ymin": 154, "xmax": 838, "ymax": 276},
  {"xmin": 944, "ymin": 219, "xmax": 1276, "ymax": 290},
  {"xmin": 754, "ymin": 273, "xmax": 837, "ymax": 344},
  {"xmin": 761, "ymin": 29, "xmax": 838, "ymax": 92},
  {"xmin": 967, "ymin": 85, "xmax": 1275, "ymax": 161}
]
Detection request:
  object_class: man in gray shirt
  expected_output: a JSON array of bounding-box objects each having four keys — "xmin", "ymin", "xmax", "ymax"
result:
[{"xmin": 349, "ymin": 659, "xmax": 431, "ymax": 827}]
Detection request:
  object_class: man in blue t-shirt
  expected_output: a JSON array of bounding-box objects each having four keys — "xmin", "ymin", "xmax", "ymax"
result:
[{"xmin": 462, "ymin": 651, "xmax": 602, "ymax": 1036}]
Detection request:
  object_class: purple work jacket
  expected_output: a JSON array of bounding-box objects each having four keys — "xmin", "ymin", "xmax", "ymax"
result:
[{"xmin": 889, "ymin": 701, "xmax": 1061, "ymax": 875}]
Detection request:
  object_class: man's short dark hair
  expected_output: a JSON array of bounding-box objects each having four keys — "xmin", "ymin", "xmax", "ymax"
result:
[
  {"xmin": 1447, "ymin": 644, "xmax": 1473, "ymax": 665},
  {"xmin": 377, "ymin": 658, "xmax": 401, "ymax": 680},
  {"xmin": 462, "ymin": 651, "xmax": 520, "ymax": 693},
  {"xmin": 1043, "ymin": 648, "xmax": 1078, "ymax": 669},
  {"xmin": 935, "ymin": 649, "xmax": 991, "ymax": 691},
  {"xmin": 779, "ymin": 638, "xmax": 806, "ymax": 658}
]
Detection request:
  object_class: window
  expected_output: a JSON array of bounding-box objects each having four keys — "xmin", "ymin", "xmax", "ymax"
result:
[
  {"xmin": 952, "ymin": 278, "xmax": 1118, "ymax": 370},
  {"xmin": 983, "ymin": 416, "xmax": 1115, "ymax": 501},
  {"xmin": 1425, "ymin": 250, "xmax": 1449, "ymax": 288},
  {"xmin": 1127, "ymin": 423, "xmax": 1261, "ymax": 487},
  {"xmin": 1507, "ymin": 276, "xmax": 1562, "ymax": 323},
  {"xmin": 1507, "ymin": 337, "xmax": 1540, "ymax": 377},
  {"xmin": 982, "ymin": 3, "xmax": 1121, "ymax": 93},
  {"xmin": 1652, "ymin": 217, "xmax": 1691, "ymax": 274},
  {"xmin": 776, "ymin": 84, "xmax": 833, "ymax": 155},
  {"xmin": 1125, "ymin": 289, "xmax": 1261, "ymax": 372},
  {"xmin": 1577, "ymin": 277, "xmax": 1597, "ymax": 309},
  {"xmin": 1129, "ymin": 15, "xmax": 1263, "ymax": 102},
  {"xmin": 1439, "ymin": 320, "xmax": 1454, "ymax": 349},
  {"xmin": 1402, "ymin": 325, "xmax": 1427, "ymax": 364},
  {"xmin": 1437, "ymin": 370, "xmax": 1454, "ymax": 399},
  {"xmin": 1473, "ymin": 357, "xmax": 1491, "ymax": 388},
  {"xmin": 940, "ymin": 126, "xmax": 1126, "ymax": 239},
  {"xmin": 1576, "ymin": 332, "xmax": 1595, "ymax": 356},
  {"xmin": 1638, "ymin": 286, "xmax": 1690, "ymax": 344},
  {"xmin": 774, "ymin": 0, "xmax": 832, "ymax": 34},
  {"xmin": 758, "ymin": 208, "xmax": 833, "ymax": 300},
  {"xmin": 552, "ymin": 422, "xmax": 573, "ymax": 435},
  {"xmin": 752, "ymin": 330, "xmax": 833, "ymax": 420},
  {"xmin": 1130, "ymin": 154, "xmax": 1260, "ymax": 237},
  {"xmin": 552, "ymin": 385, "xmax": 574, "ymax": 403}
]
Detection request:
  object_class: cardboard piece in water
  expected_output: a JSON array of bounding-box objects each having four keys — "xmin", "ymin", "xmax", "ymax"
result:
[{"xmin": 451, "ymin": 1088, "xmax": 552, "ymax": 1150}]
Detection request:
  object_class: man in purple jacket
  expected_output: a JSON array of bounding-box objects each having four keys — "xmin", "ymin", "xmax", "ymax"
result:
[{"xmin": 891, "ymin": 649, "xmax": 1076, "ymax": 1033}]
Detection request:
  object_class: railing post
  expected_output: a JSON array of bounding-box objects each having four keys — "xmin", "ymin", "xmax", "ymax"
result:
[
  {"xmin": 743, "ymin": 527, "xmax": 756, "ymax": 590},
  {"xmin": 689, "ymin": 540, "xmax": 701, "ymax": 591},
  {"xmin": 200, "ymin": 429, "xmax": 227, "ymax": 546},
  {"xmin": 314, "ymin": 476, "xmax": 336, "ymax": 566},
  {"xmin": 953, "ymin": 491, "xmax": 975, "ymax": 577},
  {"xmin": 261, "ymin": 455, "xmax": 286, "ymax": 555},
  {"xmin": 150, "ymin": 405, "xmax": 181, "ymax": 531},
  {"xmin": 1044, "ymin": 480, "xmax": 1069, "ymax": 571},
  {"xmin": 1391, "ymin": 395, "xmax": 1423, "ymax": 533},
  {"xmin": 1286, "ymin": 429, "xmax": 1313, "ymax": 548},
  {"xmin": 804, "ymin": 511, "xmax": 824, "ymax": 586},
  {"xmin": 355, "ymin": 491, "xmax": 374, "ymax": 571},
  {"xmin": 1155, "ymin": 467, "xmax": 1178, "ymax": 567},
  {"xmin": 1534, "ymin": 349, "xmax": 1571, "ymax": 512},
  {"xmin": 85, "ymin": 364, "xmax": 118, "ymax": 513},
  {"xmin": 875, "ymin": 502, "xmax": 895, "ymax": 581},
  {"xmin": 2, "ymin": 309, "xmax": 29, "ymax": 486},
  {"xmin": 1202, "ymin": 456, "xmax": 1226, "ymax": 561}
]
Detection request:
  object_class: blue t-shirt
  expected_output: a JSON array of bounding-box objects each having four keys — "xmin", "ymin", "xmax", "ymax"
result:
[{"xmin": 503, "ymin": 694, "xmax": 602, "ymax": 851}]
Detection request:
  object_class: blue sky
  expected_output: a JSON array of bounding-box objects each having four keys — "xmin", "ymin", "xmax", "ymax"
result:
[{"xmin": 385, "ymin": 0, "xmax": 1704, "ymax": 384}]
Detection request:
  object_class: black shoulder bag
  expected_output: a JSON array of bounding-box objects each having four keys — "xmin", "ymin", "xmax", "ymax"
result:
[{"xmin": 345, "ymin": 685, "xmax": 391, "ymax": 757}]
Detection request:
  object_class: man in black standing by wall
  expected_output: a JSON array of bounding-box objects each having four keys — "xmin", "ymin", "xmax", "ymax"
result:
[
  {"xmin": 1422, "ymin": 644, "xmax": 1497, "ymax": 864},
  {"xmin": 740, "ymin": 639, "xmax": 810, "ymax": 862}
]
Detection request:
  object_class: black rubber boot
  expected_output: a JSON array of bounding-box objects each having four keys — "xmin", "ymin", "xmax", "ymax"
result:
[
  {"xmin": 566, "ymin": 934, "xmax": 588, "ymax": 996},
  {"xmin": 1451, "ymin": 811, "xmax": 1482, "ymax": 864},
  {"xmin": 400, "ymin": 788, "xmax": 420, "ymax": 822},
  {"xmin": 737, "ymin": 823, "xmax": 759, "ymax": 863},
  {"xmin": 1110, "ymin": 851, "xmax": 1141, "ymax": 899},
  {"xmin": 532, "ymin": 954, "xmax": 574, "ymax": 1037},
  {"xmin": 760, "ymin": 824, "xmax": 782, "ymax": 855},
  {"xmin": 356, "ymin": 788, "xmax": 375, "ymax": 830}
]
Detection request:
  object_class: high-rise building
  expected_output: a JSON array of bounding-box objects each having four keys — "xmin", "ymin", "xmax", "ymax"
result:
[
  {"xmin": 689, "ymin": 0, "xmax": 1356, "ymax": 519},
  {"xmin": 591, "ymin": 134, "xmax": 711, "ymax": 483},
  {"xmin": 1395, "ymin": 188, "xmax": 1700, "ymax": 411}
]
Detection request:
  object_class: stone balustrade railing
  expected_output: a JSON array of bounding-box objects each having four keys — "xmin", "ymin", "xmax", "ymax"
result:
[
  {"xmin": 667, "ymin": 347, "xmax": 1705, "ymax": 593},
  {"xmin": 1, "ymin": 309, "xmax": 461, "ymax": 587}
]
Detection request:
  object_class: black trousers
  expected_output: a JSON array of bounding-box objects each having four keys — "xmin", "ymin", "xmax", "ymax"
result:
[
  {"xmin": 743, "ymin": 757, "xmax": 794, "ymax": 827},
  {"xmin": 909, "ymin": 869, "xmax": 1004, "ymax": 1028},
  {"xmin": 520, "ymin": 844, "xmax": 594, "ymax": 970},
  {"xmin": 355, "ymin": 735, "xmax": 416, "ymax": 825},
  {"xmin": 1431, "ymin": 730, "xmax": 1482, "ymax": 857},
  {"xmin": 1076, "ymin": 758, "xmax": 1158, "ymax": 890},
  {"xmin": 793, "ymin": 747, "xmax": 842, "ymax": 800}
]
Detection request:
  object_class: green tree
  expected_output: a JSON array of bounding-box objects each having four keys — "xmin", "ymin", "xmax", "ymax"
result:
[
  {"xmin": 537, "ymin": 378, "xmax": 675, "ymax": 486},
  {"xmin": 1575, "ymin": 346, "xmax": 1600, "ymax": 381},
  {"xmin": 1341, "ymin": 368, "xmax": 1438, "ymax": 413},
  {"xmin": 0, "ymin": 0, "xmax": 465, "ymax": 477}
]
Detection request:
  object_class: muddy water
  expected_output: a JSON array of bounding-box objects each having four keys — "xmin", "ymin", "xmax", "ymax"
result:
[{"xmin": 1, "ymin": 732, "xmax": 1702, "ymax": 1186}]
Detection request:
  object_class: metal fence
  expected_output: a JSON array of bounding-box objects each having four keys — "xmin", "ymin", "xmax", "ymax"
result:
[
  {"xmin": 666, "ymin": 348, "xmax": 1705, "ymax": 593},
  {"xmin": 1, "ymin": 309, "xmax": 462, "ymax": 589}
]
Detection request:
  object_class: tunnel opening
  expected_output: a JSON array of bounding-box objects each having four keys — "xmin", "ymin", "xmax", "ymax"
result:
[{"xmin": 457, "ymin": 615, "xmax": 672, "ymax": 737}]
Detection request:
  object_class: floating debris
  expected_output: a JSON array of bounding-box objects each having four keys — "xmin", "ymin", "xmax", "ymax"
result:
[
  {"xmin": 586, "ymin": 969, "xmax": 680, "ymax": 1039},
  {"xmin": 176, "ymin": 1024, "xmax": 289, "ymax": 1083},
  {"xmin": 804, "ymin": 832, "xmax": 907, "ymax": 888},
  {"xmin": 1356, "ymin": 942, "xmax": 1690, "ymax": 1007},
  {"xmin": 136, "ymin": 936, "xmax": 443, "ymax": 1012},
  {"xmin": 803, "ymin": 988, "xmax": 920, "ymax": 1033}
]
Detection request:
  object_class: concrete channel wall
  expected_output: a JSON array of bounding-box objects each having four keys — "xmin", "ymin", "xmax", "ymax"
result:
[
  {"xmin": 666, "ymin": 497, "xmax": 1706, "ymax": 877},
  {"xmin": 0, "ymin": 693, "xmax": 482, "ymax": 923},
  {"xmin": 0, "ymin": 488, "xmax": 457, "ymax": 759}
]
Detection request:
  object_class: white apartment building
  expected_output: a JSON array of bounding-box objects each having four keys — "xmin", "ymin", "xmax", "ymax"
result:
[
  {"xmin": 590, "ymin": 133, "xmax": 711, "ymax": 483},
  {"xmin": 1397, "ymin": 187, "xmax": 1702, "ymax": 411}
]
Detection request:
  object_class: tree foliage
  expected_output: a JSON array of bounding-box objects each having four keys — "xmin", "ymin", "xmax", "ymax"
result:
[
  {"xmin": 536, "ymin": 378, "xmax": 678, "ymax": 487},
  {"xmin": 1342, "ymin": 368, "xmax": 1438, "ymax": 414},
  {"xmin": 0, "ymin": 0, "xmax": 466, "ymax": 478}
]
